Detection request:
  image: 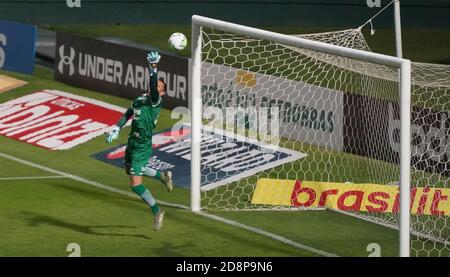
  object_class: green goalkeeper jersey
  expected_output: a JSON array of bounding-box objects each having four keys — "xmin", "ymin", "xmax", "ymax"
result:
[{"xmin": 116, "ymin": 71, "xmax": 162, "ymax": 143}]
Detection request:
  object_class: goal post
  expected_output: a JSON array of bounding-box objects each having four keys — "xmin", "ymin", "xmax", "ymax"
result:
[
  {"xmin": 394, "ymin": 0, "xmax": 403, "ymax": 59},
  {"xmin": 399, "ymin": 60, "xmax": 411, "ymax": 257},
  {"xmin": 190, "ymin": 18, "xmax": 202, "ymax": 213},
  {"xmin": 394, "ymin": 1, "xmax": 408, "ymax": 257},
  {"xmin": 190, "ymin": 15, "xmax": 412, "ymax": 256}
]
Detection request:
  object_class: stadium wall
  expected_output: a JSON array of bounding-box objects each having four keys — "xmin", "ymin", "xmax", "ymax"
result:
[{"xmin": 0, "ymin": 0, "xmax": 448, "ymax": 29}]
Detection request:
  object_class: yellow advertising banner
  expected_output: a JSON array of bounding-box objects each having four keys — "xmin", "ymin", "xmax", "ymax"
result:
[{"xmin": 252, "ymin": 178, "xmax": 450, "ymax": 216}]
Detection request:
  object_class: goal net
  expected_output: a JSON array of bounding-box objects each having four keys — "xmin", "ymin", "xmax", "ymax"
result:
[
  {"xmin": 191, "ymin": 16, "xmax": 418, "ymax": 256},
  {"xmin": 294, "ymin": 28, "xmax": 450, "ymax": 257}
]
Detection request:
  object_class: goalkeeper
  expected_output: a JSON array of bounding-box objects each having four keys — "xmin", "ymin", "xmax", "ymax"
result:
[{"xmin": 105, "ymin": 51, "xmax": 173, "ymax": 231}]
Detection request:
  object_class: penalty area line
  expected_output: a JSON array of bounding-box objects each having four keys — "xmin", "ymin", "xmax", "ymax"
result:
[
  {"xmin": 0, "ymin": 151, "xmax": 338, "ymax": 257},
  {"xmin": 0, "ymin": 152, "xmax": 186, "ymax": 209}
]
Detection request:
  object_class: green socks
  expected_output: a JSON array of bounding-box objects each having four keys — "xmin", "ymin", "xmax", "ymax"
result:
[
  {"xmin": 143, "ymin": 168, "xmax": 161, "ymax": 180},
  {"xmin": 132, "ymin": 184, "xmax": 160, "ymax": 215}
]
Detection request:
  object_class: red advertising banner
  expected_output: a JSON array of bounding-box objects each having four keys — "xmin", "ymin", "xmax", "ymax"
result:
[{"xmin": 0, "ymin": 89, "xmax": 126, "ymax": 150}]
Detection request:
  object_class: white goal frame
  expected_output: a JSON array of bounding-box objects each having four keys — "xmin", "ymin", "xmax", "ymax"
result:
[{"xmin": 190, "ymin": 15, "xmax": 412, "ymax": 257}]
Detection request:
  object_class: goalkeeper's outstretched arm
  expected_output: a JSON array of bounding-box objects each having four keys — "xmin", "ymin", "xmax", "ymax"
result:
[
  {"xmin": 149, "ymin": 65, "xmax": 160, "ymax": 105},
  {"xmin": 116, "ymin": 108, "xmax": 134, "ymax": 129},
  {"xmin": 106, "ymin": 108, "xmax": 134, "ymax": 143},
  {"xmin": 146, "ymin": 51, "xmax": 162, "ymax": 105}
]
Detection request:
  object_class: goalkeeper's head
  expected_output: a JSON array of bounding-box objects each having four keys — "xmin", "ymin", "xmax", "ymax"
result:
[{"xmin": 157, "ymin": 77, "xmax": 167, "ymax": 96}]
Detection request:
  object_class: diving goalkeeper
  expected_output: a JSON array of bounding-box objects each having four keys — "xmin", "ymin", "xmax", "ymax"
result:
[{"xmin": 105, "ymin": 51, "xmax": 173, "ymax": 231}]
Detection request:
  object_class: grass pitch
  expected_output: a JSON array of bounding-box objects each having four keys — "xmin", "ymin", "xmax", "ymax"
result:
[
  {"xmin": 1, "ymin": 23, "xmax": 449, "ymax": 257},
  {"xmin": 0, "ymin": 65, "xmax": 405, "ymax": 257}
]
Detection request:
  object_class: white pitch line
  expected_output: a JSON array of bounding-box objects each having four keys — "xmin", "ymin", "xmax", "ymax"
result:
[
  {"xmin": 0, "ymin": 152, "xmax": 186, "ymax": 209},
  {"xmin": 198, "ymin": 212, "xmax": 339, "ymax": 257},
  {"xmin": 0, "ymin": 176, "xmax": 68, "ymax": 180},
  {"xmin": 0, "ymin": 151, "xmax": 338, "ymax": 257}
]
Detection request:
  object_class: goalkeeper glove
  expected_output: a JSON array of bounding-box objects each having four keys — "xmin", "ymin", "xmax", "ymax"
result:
[
  {"xmin": 147, "ymin": 51, "xmax": 161, "ymax": 75},
  {"xmin": 147, "ymin": 51, "xmax": 161, "ymax": 65},
  {"xmin": 106, "ymin": 126, "xmax": 120, "ymax": 143}
]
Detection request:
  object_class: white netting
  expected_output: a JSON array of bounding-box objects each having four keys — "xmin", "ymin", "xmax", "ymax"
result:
[
  {"xmin": 198, "ymin": 26, "xmax": 449, "ymax": 256},
  {"xmin": 295, "ymin": 29, "xmax": 450, "ymax": 256}
]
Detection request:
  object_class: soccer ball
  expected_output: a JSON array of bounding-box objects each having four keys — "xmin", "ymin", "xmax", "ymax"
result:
[{"xmin": 168, "ymin": 32, "xmax": 187, "ymax": 51}]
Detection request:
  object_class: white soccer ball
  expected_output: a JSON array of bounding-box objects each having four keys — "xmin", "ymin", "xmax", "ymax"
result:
[{"xmin": 168, "ymin": 32, "xmax": 187, "ymax": 51}]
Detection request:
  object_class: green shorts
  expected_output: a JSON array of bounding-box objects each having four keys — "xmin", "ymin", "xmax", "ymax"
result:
[{"xmin": 124, "ymin": 137, "xmax": 153, "ymax": 176}]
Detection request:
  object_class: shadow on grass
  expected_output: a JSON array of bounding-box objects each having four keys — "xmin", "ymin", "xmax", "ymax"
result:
[
  {"xmin": 35, "ymin": 180, "xmax": 316, "ymax": 255},
  {"xmin": 42, "ymin": 179, "xmax": 184, "ymax": 213},
  {"xmin": 20, "ymin": 211, "xmax": 151, "ymax": 240},
  {"xmin": 150, "ymin": 241, "xmax": 196, "ymax": 256},
  {"xmin": 165, "ymin": 210, "xmax": 316, "ymax": 257}
]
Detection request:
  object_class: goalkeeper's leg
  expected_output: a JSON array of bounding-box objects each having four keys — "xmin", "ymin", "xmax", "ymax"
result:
[
  {"xmin": 129, "ymin": 175, "xmax": 165, "ymax": 231},
  {"xmin": 125, "ymin": 146, "xmax": 164, "ymax": 231},
  {"xmin": 143, "ymin": 168, "xmax": 173, "ymax": 192}
]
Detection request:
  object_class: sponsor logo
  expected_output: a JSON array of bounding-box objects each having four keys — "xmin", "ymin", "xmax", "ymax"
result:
[
  {"xmin": 236, "ymin": 70, "xmax": 256, "ymax": 88},
  {"xmin": 92, "ymin": 124, "xmax": 307, "ymax": 190},
  {"xmin": 57, "ymin": 45, "xmax": 186, "ymax": 99},
  {"xmin": 252, "ymin": 178, "xmax": 450, "ymax": 216},
  {"xmin": 0, "ymin": 90, "xmax": 127, "ymax": 150},
  {"xmin": 58, "ymin": 45, "xmax": 76, "ymax": 76},
  {"xmin": 159, "ymin": 70, "xmax": 187, "ymax": 102},
  {"xmin": 105, "ymin": 145, "xmax": 126, "ymax": 160},
  {"xmin": 260, "ymin": 96, "xmax": 335, "ymax": 134},
  {"xmin": 202, "ymin": 64, "xmax": 343, "ymax": 150}
]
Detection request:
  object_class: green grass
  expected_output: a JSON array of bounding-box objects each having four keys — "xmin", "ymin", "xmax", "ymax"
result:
[
  {"xmin": 0, "ymin": 159, "xmax": 315, "ymax": 257},
  {"xmin": 2, "ymin": 65, "xmax": 449, "ymax": 257},
  {"xmin": 0, "ymin": 65, "xmax": 409, "ymax": 257},
  {"xmin": 1, "ymin": 22, "xmax": 449, "ymax": 256},
  {"xmin": 0, "ymin": 66, "xmax": 319, "ymax": 257}
]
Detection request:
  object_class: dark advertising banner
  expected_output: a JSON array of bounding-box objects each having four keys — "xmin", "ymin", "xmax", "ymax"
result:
[
  {"xmin": 92, "ymin": 124, "xmax": 307, "ymax": 190},
  {"xmin": 0, "ymin": 20, "xmax": 36, "ymax": 74},
  {"xmin": 54, "ymin": 32, "xmax": 188, "ymax": 110},
  {"xmin": 344, "ymin": 94, "xmax": 449, "ymax": 177}
]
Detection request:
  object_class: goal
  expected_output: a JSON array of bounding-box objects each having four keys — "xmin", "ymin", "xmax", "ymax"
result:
[
  {"xmin": 190, "ymin": 16, "xmax": 412, "ymax": 256},
  {"xmin": 296, "ymin": 28, "xmax": 450, "ymax": 257}
]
